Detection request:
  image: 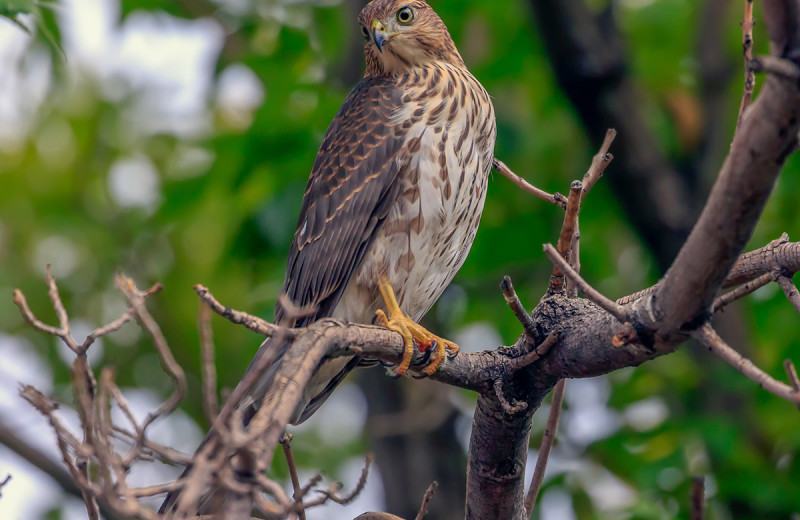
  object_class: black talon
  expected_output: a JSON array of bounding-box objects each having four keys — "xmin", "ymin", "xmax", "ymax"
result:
[
  {"xmin": 417, "ymin": 340, "xmax": 434, "ymax": 364},
  {"xmin": 387, "ymin": 368, "xmax": 403, "ymax": 380}
]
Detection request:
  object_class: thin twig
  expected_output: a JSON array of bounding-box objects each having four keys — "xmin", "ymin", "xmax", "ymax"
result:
[
  {"xmin": 500, "ymin": 276, "xmax": 536, "ymax": 336},
  {"xmin": 45, "ymin": 265, "xmax": 70, "ymax": 338},
  {"xmin": 12, "ymin": 289, "xmax": 71, "ymax": 339},
  {"xmin": 543, "ymin": 244, "xmax": 629, "ymax": 323},
  {"xmin": 130, "ymin": 479, "xmax": 187, "ymax": 498},
  {"xmin": 785, "ymin": 360, "xmax": 800, "ymax": 393},
  {"xmin": 114, "ymin": 274, "xmax": 188, "ymax": 480},
  {"xmin": 776, "ymin": 274, "xmax": 800, "ymax": 314},
  {"xmin": 116, "ymin": 274, "xmax": 187, "ymax": 431},
  {"xmin": 563, "ymin": 128, "xmax": 616, "ymax": 297},
  {"xmin": 0, "ymin": 474, "xmax": 11, "ymax": 498},
  {"xmin": 111, "ymin": 427, "xmax": 192, "ymax": 465},
  {"xmin": 693, "ymin": 324, "xmax": 800, "ymax": 405},
  {"xmin": 581, "ymin": 129, "xmax": 617, "ymax": 197},
  {"xmin": 199, "ymin": 303, "xmax": 219, "ymax": 426},
  {"xmin": 195, "ymin": 284, "xmax": 299, "ymax": 338},
  {"xmin": 736, "ymin": 0, "xmax": 755, "ymax": 130},
  {"xmin": 494, "ymin": 379, "xmax": 527, "ymax": 415},
  {"xmin": 281, "ymin": 434, "xmax": 307, "ymax": 520},
  {"xmin": 277, "ymin": 293, "xmax": 318, "ymax": 324},
  {"xmin": 314, "ymin": 454, "xmax": 372, "ymax": 506},
  {"xmin": 298, "ymin": 473, "xmax": 324, "ymax": 500},
  {"xmin": 549, "ymin": 182, "xmax": 583, "ymax": 294},
  {"xmin": 254, "ymin": 472, "xmax": 294, "ymax": 508},
  {"xmin": 493, "ymin": 157, "xmax": 568, "ymax": 209},
  {"xmin": 507, "ymin": 331, "xmax": 561, "ymax": 371},
  {"xmin": 713, "ymin": 271, "xmax": 776, "ymax": 313},
  {"xmin": 414, "ymin": 481, "xmax": 439, "ymax": 520},
  {"xmin": 691, "ymin": 476, "xmax": 705, "ymax": 520},
  {"xmin": 524, "ymin": 379, "xmax": 566, "ymax": 517},
  {"xmin": 556, "ymin": 182, "xmax": 583, "ymax": 259},
  {"xmin": 567, "ymin": 228, "xmax": 581, "ymax": 298},
  {"xmin": 80, "ymin": 283, "xmax": 162, "ymax": 354}
]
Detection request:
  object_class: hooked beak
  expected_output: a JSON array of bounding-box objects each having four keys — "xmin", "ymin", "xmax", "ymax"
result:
[{"xmin": 371, "ymin": 19, "xmax": 389, "ymax": 53}]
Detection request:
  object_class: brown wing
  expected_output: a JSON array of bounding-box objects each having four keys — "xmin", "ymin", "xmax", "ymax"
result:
[{"xmin": 276, "ymin": 75, "xmax": 407, "ymax": 326}]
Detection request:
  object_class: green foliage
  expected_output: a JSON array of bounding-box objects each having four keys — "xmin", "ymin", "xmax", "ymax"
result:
[
  {"xmin": 0, "ymin": 0, "xmax": 64, "ymax": 57},
  {"xmin": 2, "ymin": 1, "xmax": 799, "ymax": 519}
]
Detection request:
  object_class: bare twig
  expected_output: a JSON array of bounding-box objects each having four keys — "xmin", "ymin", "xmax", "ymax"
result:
[
  {"xmin": 195, "ymin": 284, "xmax": 299, "ymax": 338},
  {"xmin": 785, "ymin": 360, "xmax": 800, "ymax": 393},
  {"xmin": 565, "ymin": 128, "xmax": 616, "ymax": 297},
  {"xmin": 544, "ymin": 244, "xmax": 628, "ymax": 323},
  {"xmin": 0, "ymin": 474, "xmax": 11, "ymax": 498},
  {"xmin": 691, "ymin": 476, "xmax": 705, "ymax": 520},
  {"xmin": 736, "ymin": 0, "xmax": 755, "ymax": 130},
  {"xmin": 556, "ymin": 182, "xmax": 583, "ymax": 260},
  {"xmin": 277, "ymin": 293, "xmax": 318, "ymax": 324},
  {"xmin": 693, "ymin": 324, "xmax": 800, "ymax": 405},
  {"xmin": 45, "ymin": 265, "xmax": 70, "ymax": 337},
  {"xmin": 581, "ymin": 128, "xmax": 616, "ymax": 197},
  {"xmin": 12, "ymin": 288, "xmax": 74, "ymax": 343},
  {"xmin": 111, "ymin": 427, "xmax": 192, "ymax": 465},
  {"xmin": 493, "ymin": 157, "xmax": 568, "ymax": 209},
  {"xmin": 567, "ymin": 229, "xmax": 581, "ymax": 298},
  {"xmin": 500, "ymin": 276, "xmax": 536, "ymax": 336},
  {"xmin": 776, "ymin": 274, "xmax": 800, "ymax": 314},
  {"xmin": 507, "ymin": 331, "xmax": 561, "ymax": 372},
  {"xmin": 199, "ymin": 303, "xmax": 219, "ymax": 426},
  {"xmin": 280, "ymin": 434, "xmax": 306, "ymax": 520},
  {"xmin": 414, "ymin": 481, "xmax": 439, "ymax": 520},
  {"xmin": 549, "ymin": 182, "xmax": 583, "ymax": 294},
  {"xmin": 116, "ymin": 274, "xmax": 186, "ymax": 434},
  {"xmin": 524, "ymin": 378, "xmax": 566, "ymax": 517},
  {"xmin": 314, "ymin": 454, "xmax": 372, "ymax": 506},
  {"xmin": 713, "ymin": 271, "xmax": 776, "ymax": 312},
  {"xmin": 81, "ymin": 283, "xmax": 162, "ymax": 354},
  {"xmin": 494, "ymin": 379, "xmax": 528, "ymax": 415}
]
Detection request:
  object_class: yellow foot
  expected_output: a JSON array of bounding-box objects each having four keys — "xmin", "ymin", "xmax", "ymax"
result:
[{"xmin": 375, "ymin": 276, "xmax": 460, "ymax": 377}]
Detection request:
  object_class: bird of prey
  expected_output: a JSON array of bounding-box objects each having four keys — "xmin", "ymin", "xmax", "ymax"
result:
[
  {"xmin": 161, "ymin": 0, "xmax": 494, "ymax": 512},
  {"xmin": 273, "ymin": 0, "xmax": 497, "ymax": 423}
]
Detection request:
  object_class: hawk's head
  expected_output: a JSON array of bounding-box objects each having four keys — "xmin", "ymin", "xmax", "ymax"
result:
[{"xmin": 358, "ymin": 0, "xmax": 465, "ymax": 76}]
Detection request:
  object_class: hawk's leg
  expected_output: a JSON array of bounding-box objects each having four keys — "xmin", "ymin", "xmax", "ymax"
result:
[{"xmin": 374, "ymin": 276, "xmax": 460, "ymax": 377}]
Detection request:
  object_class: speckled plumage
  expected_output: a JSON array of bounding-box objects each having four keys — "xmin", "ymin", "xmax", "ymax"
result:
[{"xmin": 272, "ymin": 0, "xmax": 497, "ymax": 423}]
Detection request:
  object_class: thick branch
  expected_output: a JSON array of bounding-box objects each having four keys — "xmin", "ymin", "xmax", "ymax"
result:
[{"xmin": 654, "ymin": 61, "xmax": 800, "ymax": 338}]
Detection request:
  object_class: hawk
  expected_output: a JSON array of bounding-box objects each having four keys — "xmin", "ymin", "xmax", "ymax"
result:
[
  {"xmin": 160, "ymin": 0, "xmax": 495, "ymax": 513},
  {"xmin": 274, "ymin": 0, "xmax": 497, "ymax": 423}
]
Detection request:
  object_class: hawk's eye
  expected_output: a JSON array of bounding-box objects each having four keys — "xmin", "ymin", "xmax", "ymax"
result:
[
  {"xmin": 396, "ymin": 7, "xmax": 414, "ymax": 24},
  {"xmin": 361, "ymin": 26, "xmax": 370, "ymax": 40}
]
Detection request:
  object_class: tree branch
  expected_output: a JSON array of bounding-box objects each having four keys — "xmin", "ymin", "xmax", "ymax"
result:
[
  {"xmin": 493, "ymin": 158, "xmax": 567, "ymax": 209},
  {"xmin": 693, "ymin": 324, "xmax": 800, "ymax": 405},
  {"xmin": 523, "ymin": 378, "xmax": 565, "ymax": 516}
]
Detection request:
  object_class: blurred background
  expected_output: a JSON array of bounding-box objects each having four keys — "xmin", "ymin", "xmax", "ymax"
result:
[{"xmin": 0, "ymin": 0, "xmax": 799, "ymax": 518}]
